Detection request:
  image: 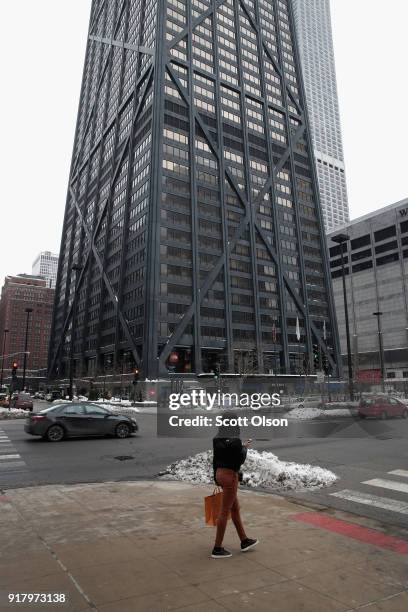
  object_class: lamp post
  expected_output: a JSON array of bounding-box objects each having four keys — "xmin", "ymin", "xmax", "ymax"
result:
[
  {"xmin": 0, "ymin": 328, "xmax": 9, "ymax": 390},
  {"xmin": 332, "ymin": 233, "xmax": 354, "ymax": 400},
  {"xmin": 69, "ymin": 262, "xmax": 83, "ymax": 400},
  {"xmin": 373, "ymin": 311, "xmax": 385, "ymax": 392},
  {"xmin": 21, "ymin": 309, "xmax": 33, "ymax": 391}
]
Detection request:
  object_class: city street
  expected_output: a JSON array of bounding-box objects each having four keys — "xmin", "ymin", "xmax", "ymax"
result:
[{"xmin": 1, "ymin": 410, "xmax": 408, "ymax": 530}]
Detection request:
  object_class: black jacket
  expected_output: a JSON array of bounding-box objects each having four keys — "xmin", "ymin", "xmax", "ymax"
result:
[{"xmin": 213, "ymin": 437, "xmax": 247, "ymax": 482}]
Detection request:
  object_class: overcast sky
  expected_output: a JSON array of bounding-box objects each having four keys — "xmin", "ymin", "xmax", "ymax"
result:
[{"xmin": 0, "ymin": 0, "xmax": 407, "ymax": 286}]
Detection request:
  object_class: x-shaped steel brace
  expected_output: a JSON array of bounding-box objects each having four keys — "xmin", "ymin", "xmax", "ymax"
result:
[
  {"xmin": 49, "ymin": 65, "xmax": 154, "ymax": 373},
  {"xmin": 238, "ymin": 0, "xmax": 303, "ymax": 117},
  {"xmin": 72, "ymin": 0, "xmax": 129, "ymax": 176},
  {"xmin": 159, "ymin": 60, "xmax": 309, "ymax": 366}
]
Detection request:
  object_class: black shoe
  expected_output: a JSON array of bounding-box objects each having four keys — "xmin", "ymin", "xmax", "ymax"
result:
[
  {"xmin": 241, "ymin": 538, "xmax": 259, "ymax": 552},
  {"xmin": 211, "ymin": 547, "xmax": 232, "ymax": 558}
]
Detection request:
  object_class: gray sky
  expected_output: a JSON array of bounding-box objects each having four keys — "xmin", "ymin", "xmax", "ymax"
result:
[{"xmin": 0, "ymin": 0, "xmax": 407, "ymax": 286}]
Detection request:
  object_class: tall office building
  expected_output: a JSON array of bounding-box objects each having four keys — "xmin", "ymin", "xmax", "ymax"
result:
[
  {"xmin": 293, "ymin": 0, "xmax": 349, "ymax": 231},
  {"xmin": 0, "ymin": 275, "xmax": 54, "ymax": 373},
  {"xmin": 32, "ymin": 251, "xmax": 59, "ymax": 289},
  {"xmin": 49, "ymin": 0, "xmax": 340, "ymax": 381},
  {"xmin": 327, "ymin": 198, "xmax": 408, "ymax": 381}
]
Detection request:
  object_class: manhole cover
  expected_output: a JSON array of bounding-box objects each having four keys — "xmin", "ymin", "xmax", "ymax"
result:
[{"xmin": 114, "ymin": 455, "xmax": 135, "ymax": 461}]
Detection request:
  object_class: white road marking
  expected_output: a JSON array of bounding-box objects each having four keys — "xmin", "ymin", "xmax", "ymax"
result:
[
  {"xmin": 331, "ymin": 489, "xmax": 408, "ymax": 514},
  {"xmin": 0, "ymin": 432, "xmax": 27, "ymax": 473},
  {"xmin": 389, "ymin": 469, "xmax": 408, "ymax": 478},
  {"xmin": 0, "ymin": 454, "xmax": 20, "ymax": 460},
  {"xmin": 363, "ymin": 478, "xmax": 408, "ymax": 494}
]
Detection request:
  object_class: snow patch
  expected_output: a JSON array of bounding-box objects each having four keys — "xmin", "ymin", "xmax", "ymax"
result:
[
  {"xmin": 0, "ymin": 407, "xmax": 29, "ymax": 419},
  {"xmin": 288, "ymin": 406, "xmax": 356, "ymax": 420},
  {"xmin": 159, "ymin": 449, "xmax": 337, "ymax": 491}
]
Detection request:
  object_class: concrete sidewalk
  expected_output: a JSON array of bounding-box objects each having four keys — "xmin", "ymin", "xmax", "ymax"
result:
[{"xmin": 0, "ymin": 481, "xmax": 407, "ymax": 612}]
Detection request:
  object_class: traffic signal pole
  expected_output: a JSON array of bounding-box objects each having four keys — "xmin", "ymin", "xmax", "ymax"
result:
[{"xmin": 22, "ymin": 308, "xmax": 33, "ymax": 391}]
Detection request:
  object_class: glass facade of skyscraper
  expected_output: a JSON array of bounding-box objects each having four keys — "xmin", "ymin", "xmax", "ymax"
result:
[{"xmin": 49, "ymin": 0, "xmax": 340, "ymax": 380}]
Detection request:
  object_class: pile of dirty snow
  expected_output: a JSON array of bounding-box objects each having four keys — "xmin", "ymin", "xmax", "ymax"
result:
[
  {"xmin": 159, "ymin": 449, "xmax": 337, "ymax": 491},
  {"xmin": 288, "ymin": 407, "xmax": 322, "ymax": 420},
  {"xmin": 0, "ymin": 407, "xmax": 29, "ymax": 419},
  {"xmin": 288, "ymin": 406, "xmax": 356, "ymax": 420}
]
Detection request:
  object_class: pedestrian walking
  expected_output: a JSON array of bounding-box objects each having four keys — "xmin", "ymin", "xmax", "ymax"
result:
[{"xmin": 211, "ymin": 412, "xmax": 258, "ymax": 558}]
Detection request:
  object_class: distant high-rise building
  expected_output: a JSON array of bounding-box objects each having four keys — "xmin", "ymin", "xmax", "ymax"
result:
[
  {"xmin": 293, "ymin": 0, "xmax": 349, "ymax": 232},
  {"xmin": 0, "ymin": 275, "xmax": 54, "ymax": 375},
  {"xmin": 32, "ymin": 251, "xmax": 59, "ymax": 289},
  {"xmin": 49, "ymin": 0, "xmax": 340, "ymax": 381}
]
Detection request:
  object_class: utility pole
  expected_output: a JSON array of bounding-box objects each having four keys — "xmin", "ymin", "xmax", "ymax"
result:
[
  {"xmin": 22, "ymin": 309, "xmax": 33, "ymax": 391},
  {"xmin": 69, "ymin": 263, "xmax": 83, "ymax": 400},
  {"xmin": 332, "ymin": 233, "xmax": 354, "ymax": 401},
  {"xmin": 0, "ymin": 328, "xmax": 9, "ymax": 390},
  {"xmin": 373, "ymin": 311, "xmax": 385, "ymax": 392}
]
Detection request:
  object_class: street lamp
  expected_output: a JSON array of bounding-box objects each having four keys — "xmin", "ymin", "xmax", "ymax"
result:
[
  {"xmin": 373, "ymin": 311, "xmax": 385, "ymax": 392},
  {"xmin": 22, "ymin": 309, "xmax": 33, "ymax": 391},
  {"xmin": 332, "ymin": 233, "xmax": 354, "ymax": 400},
  {"xmin": 69, "ymin": 262, "xmax": 83, "ymax": 400},
  {"xmin": 0, "ymin": 328, "xmax": 9, "ymax": 390}
]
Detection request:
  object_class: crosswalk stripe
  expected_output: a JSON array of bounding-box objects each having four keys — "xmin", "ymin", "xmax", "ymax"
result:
[
  {"xmin": 330, "ymin": 489, "xmax": 408, "ymax": 514},
  {"xmin": 0, "ymin": 432, "xmax": 28, "ymax": 473},
  {"xmin": 363, "ymin": 478, "xmax": 408, "ymax": 494},
  {"xmin": 389, "ymin": 469, "xmax": 408, "ymax": 478}
]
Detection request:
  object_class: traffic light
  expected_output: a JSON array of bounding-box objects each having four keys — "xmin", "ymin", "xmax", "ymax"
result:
[
  {"xmin": 213, "ymin": 364, "xmax": 220, "ymax": 379},
  {"xmin": 11, "ymin": 361, "xmax": 18, "ymax": 379},
  {"xmin": 133, "ymin": 368, "xmax": 140, "ymax": 385}
]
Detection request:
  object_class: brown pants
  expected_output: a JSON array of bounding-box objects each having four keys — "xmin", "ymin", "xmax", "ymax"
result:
[{"xmin": 215, "ymin": 468, "xmax": 247, "ymax": 547}]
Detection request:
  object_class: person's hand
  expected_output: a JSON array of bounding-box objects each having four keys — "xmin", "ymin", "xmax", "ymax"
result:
[{"xmin": 243, "ymin": 438, "xmax": 252, "ymax": 448}]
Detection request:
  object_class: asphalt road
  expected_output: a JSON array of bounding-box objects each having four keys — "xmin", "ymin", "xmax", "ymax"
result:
[{"xmin": 1, "ymin": 408, "xmax": 408, "ymax": 530}]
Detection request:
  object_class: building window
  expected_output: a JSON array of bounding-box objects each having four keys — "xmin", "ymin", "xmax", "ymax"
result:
[
  {"xmin": 351, "ymin": 248, "xmax": 371, "ymax": 262},
  {"xmin": 352, "ymin": 261, "xmax": 373, "ymax": 273},
  {"xmin": 400, "ymin": 220, "xmax": 408, "ymax": 234},
  {"xmin": 376, "ymin": 253, "xmax": 399, "ymax": 267},
  {"xmin": 374, "ymin": 240, "xmax": 398, "ymax": 255},
  {"xmin": 374, "ymin": 226, "xmax": 396, "ymax": 242},
  {"xmin": 351, "ymin": 234, "xmax": 371, "ymax": 250}
]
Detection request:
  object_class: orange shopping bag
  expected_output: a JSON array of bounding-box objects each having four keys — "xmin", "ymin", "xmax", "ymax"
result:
[{"xmin": 205, "ymin": 487, "xmax": 223, "ymax": 526}]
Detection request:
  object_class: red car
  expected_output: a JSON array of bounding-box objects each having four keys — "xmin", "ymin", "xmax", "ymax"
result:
[
  {"xmin": 10, "ymin": 393, "xmax": 34, "ymax": 411},
  {"xmin": 359, "ymin": 396, "xmax": 408, "ymax": 420}
]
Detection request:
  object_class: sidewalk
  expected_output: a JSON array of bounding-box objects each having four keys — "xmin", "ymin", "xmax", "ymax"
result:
[{"xmin": 0, "ymin": 481, "xmax": 407, "ymax": 612}]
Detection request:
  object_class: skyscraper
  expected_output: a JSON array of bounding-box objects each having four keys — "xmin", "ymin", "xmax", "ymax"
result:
[
  {"xmin": 32, "ymin": 251, "xmax": 59, "ymax": 289},
  {"xmin": 293, "ymin": 0, "xmax": 349, "ymax": 231},
  {"xmin": 49, "ymin": 0, "xmax": 340, "ymax": 381}
]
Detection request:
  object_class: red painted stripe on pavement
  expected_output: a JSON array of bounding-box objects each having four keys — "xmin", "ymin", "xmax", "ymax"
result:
[{"xmin": 292, "ymin": 512, "xmax": 408, "ymax": 553}]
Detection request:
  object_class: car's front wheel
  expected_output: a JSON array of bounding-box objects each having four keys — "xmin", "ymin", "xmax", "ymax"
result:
[
  {"xmin": 45, "ymin": 424, "xmax": 65, "ymax": 442},
  {"xmin": 358, "ymin": 413, "xmax": 366, "ymax": 419},
  {"xmin": 115, "ymin": 422, "xmax": 131, "ymax": 438}
]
